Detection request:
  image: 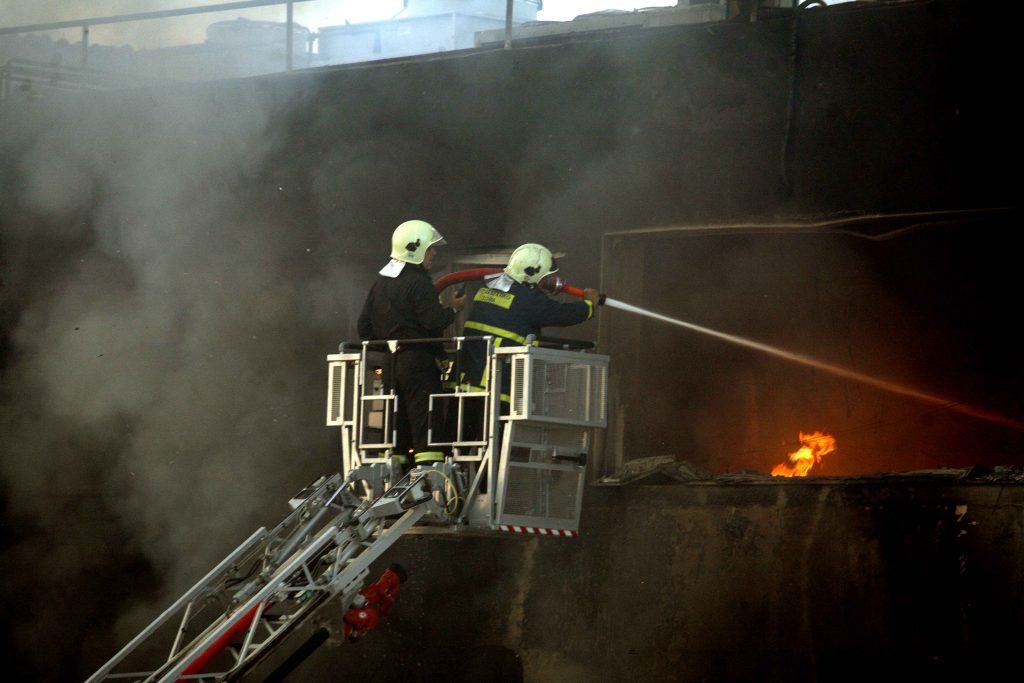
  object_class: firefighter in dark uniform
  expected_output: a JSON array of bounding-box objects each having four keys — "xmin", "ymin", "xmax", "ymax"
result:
[
  {"xmin": 459, "ymin": 243, "xmax": 599, "ymax": 432},
  {"xmin": 358, "ymin": 219, "xmax": 466, "ymax": 471}
]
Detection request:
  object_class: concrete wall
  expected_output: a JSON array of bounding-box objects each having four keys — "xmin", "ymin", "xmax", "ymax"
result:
[
  {"xmin": 253, "ymin": 479, "xmax": 1024, "ymax": 682},
  {"xmin": 1, "ymin": 1, "xmax": 1020, "ymax": 680}
]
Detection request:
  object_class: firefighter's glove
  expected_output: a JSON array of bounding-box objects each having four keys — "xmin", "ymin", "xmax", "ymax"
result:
[{"xmin": 582, "ymin": 288, "xmax": 601, "ymax": 305}]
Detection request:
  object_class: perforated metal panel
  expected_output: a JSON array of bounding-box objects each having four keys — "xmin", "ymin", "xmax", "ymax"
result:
[
  {"xmin": 326, "ymin": 353, "xmax": 360, "ymax": 427},
  {"xmin": 511, "ymin": 355, "xmax": 528, "ymax": 417},
  {"xmin": 496, "ymin": 423, "xmax": 588, "ymax": 533},
  {"xmin": 327, "ymin": 362, "xmax": 344, "ymax": 425},
  {"xmin": 500, "ymin": 347, "xmax": 608, "ymax": 426},
  {"xmin": 509, "ymin": 424, "xmax": 589, "ymax": 453},
  {"xmin": 498, "ymin": 469, "xmax": 583, "ymax": 530}
]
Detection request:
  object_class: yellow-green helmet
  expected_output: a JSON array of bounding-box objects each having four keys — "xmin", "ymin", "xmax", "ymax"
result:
[
  {"xmin": 390, "ymin": 219, "xmax": 446, "ymax": 264},
  {"xmin": 505, "ymin": 243, "xmax": 558, "ymax": 285}
]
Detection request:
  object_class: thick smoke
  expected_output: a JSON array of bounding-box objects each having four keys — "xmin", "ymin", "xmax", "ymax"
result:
[{"xmin": 0, "ymin": 71, "xmax": 359, "ymax": 679}]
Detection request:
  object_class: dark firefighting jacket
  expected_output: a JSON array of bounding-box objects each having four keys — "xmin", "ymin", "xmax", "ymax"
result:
[
  {"xmin": 357, "ymin": 264, "xmax": 454, "ymax": 356},
  {"xmin": 459, "ymin": 281, "xmax": 593, "ymax": 398}
]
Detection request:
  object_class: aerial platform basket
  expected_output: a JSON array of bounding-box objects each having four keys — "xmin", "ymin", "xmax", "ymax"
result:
[{"xmin": 327, "ymin": 337, "xmax": 609, "ymax": 536}]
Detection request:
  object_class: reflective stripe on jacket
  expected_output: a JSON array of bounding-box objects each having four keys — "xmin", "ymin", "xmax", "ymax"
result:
[{"xmin": 459, "ymin": 282, "xmax": 593, "ymax": 395}]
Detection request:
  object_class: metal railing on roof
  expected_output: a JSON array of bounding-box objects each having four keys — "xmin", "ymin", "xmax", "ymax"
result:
[{"xmin": 0, "ymin": 0, "xmax": 313, "ymax": 71}]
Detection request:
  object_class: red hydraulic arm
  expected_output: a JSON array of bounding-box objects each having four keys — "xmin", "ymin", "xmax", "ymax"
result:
[{"xmin": 343, "ymin": 564, "xmax": 407, "ymax": 641}]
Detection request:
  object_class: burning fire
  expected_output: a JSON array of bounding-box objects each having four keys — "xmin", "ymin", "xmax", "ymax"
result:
[{"xmin": 771, "ymin": 431, "xmax": 836, "ymax": 477}]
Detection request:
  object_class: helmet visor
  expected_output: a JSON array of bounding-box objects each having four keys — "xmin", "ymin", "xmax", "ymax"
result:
[{"xmin": 429, "ymin": 227, "xmax": 446, "ymax": 248}]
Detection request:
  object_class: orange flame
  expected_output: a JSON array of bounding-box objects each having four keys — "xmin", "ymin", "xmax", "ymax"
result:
[{"xmin": 771, "ymin": 431, "xmax": 836, "ymax": 477}]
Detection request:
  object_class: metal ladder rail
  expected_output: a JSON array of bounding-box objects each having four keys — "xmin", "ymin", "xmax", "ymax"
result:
[
  {"xmin": 88, "ymin": 472, "xmax": 440, "ymax": 682},
  {"xmin": 84, "ymin": 527, "xmax": 270, "ymax": 683},
  {"xmin": 86, "ymin": 474, "xmax": 354, "ymax": 682},
  {"xmin": 148, "ymin": 480, "xmax": 438, "ymax": 682}
]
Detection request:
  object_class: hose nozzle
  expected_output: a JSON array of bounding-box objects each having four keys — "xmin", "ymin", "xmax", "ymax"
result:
[
  {"xmin": 538, "ymin": 274, "xmax": 568, "ymax": 295},
  {"xmin": 539, "ymin": 274, "xmax": 605, "ymax": 304}
]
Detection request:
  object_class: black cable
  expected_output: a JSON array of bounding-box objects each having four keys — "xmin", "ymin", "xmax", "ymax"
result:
[
  {"xmin": 779, "ymin": 2, "xmax": 802, "ymax": 197},
  {"xmin": 259, "ymin": 627, "xmax": 330, "ymax": 683}
]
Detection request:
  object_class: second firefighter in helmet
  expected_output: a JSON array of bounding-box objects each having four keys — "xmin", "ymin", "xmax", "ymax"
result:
[
  {"xmin": 357, "ymin": 219, "xmax": 465, "ymax": 471},
  {"xmin": 458, "ymin": 243, "xmax": 599, "ymax": 425},
  {"xmin": 504, "ymin": 242, "xmax": 559, "ymax": 285}
]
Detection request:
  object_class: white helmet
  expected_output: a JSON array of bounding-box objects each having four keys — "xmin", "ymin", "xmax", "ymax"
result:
[
  {"xmin": 505, "ymin": 243, "xmax": 558, "ymax": 285},
  {"xmin": 390, "ymin": 219, "xmax": 446, "ymax": 264}
]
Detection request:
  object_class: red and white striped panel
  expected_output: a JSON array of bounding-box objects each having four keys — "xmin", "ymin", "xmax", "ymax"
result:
[{"xmin": 498, "ymin": 525, "xmax": 578, "ymax": 537}]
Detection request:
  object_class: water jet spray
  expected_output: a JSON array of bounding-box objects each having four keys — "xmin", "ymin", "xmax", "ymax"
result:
[{"xmin": 538, "ymin": 275, "xmax": 1024, "ymax": 432}]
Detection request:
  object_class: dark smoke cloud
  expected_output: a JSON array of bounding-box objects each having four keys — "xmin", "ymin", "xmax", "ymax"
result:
[{"xmin": 0, "ymin": 71, "xmax": 355, "ymax": 678}]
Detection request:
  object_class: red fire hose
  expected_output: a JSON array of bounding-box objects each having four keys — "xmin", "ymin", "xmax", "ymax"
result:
[
  {"xmin": 539, "ymin": 275, "xmax": 585, "ymax": 298},
  {"xmin": 433, "ymin": 268, "xmax": 502, "ymax": 293},
  {"xmin": 434, "ymin": 268, "xmax": 602, "ymax": 302},
  {"xmin": 540, "ymin": 274, "xmax": 606, "ymax": 304}
]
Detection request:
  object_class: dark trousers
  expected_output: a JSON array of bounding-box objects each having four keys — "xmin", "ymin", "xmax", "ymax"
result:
[
  {"xmin": 460, "ymin": 395, "xmax": 509, "ymax": 443},
  {"xmin": 458, "ymin": 394, "xmax": 509, "ymax": 495},
  {"xmin": 387, "ymin": 349, "xmax": 444, "ymax": 463}
]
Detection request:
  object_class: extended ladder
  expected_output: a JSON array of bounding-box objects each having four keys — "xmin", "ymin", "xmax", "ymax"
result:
[
  {"xmin": 88, "ymin": 337, "xmax": 608, "ymax": 681},
  {"xmin": 86, "ymin": 471, "xmax": 442, "ymax": 682}
]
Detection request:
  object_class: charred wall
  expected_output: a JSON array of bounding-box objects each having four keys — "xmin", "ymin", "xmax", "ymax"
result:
[
  {"xmin": 253, "ymin": 480, "xmax": 1024, "ymax": 683},
  {"xmin": 0, "ymin": 0, "xmax": 1018, "ymax": 680},
  {"xmin": 599, "ymin": 210, "xmax": 1024, "ymax": 478}
]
